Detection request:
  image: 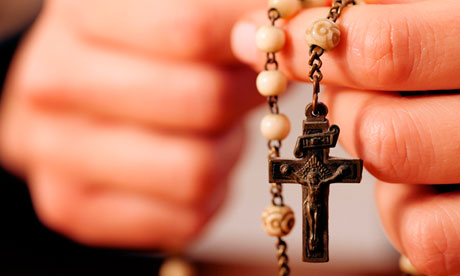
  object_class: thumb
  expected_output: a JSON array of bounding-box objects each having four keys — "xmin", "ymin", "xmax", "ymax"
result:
[{"xmin": 231, "ymin": 0, "xmax": 460, "ymax": 91}]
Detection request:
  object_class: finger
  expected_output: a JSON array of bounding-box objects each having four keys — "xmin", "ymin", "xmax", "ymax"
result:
[
  {"xmin": 321, "ymin": 87, "xmax": 460, "ymax": 184},
  {"xmin": 366, "ymin": 0, "xmax": 425, "ymax": 3},
  {"xmin": 8, "ymin": 27, "xmax": 261, "ymax": 132},
  {"xmin": 26, "ymin": 112, "xmax": 243, "ymax": 208},
  {"xmin": 375, "ymin": 181, "xmax": 460, "ymax": 275},
  {"xmin": 29, "ymin": 167, "xmax": 225, "ymax": 249},
  {"xmin": 11, "ymin": 28, "xmax": 261, "ymax": 133},
  {"xmin": 44, "ymin": 0, "xmax": 266, "ymax": 63},
  {"xmin": 232, "ymin": 0, "xmax": 460, "ymax": 91}
]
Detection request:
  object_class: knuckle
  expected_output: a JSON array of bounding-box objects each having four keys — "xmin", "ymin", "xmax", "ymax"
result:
[
  {"xmin": 33, "ymin": 191, "xmax": 74, "ymax": 236},
  {"xmin": 177, "ymin": 209, "xmax": 209, "ymax": 244},
  {"xmin": 186, "ymin": 69, "xmax": 234, "ymax": 131},
  {"xmin": 170, "ymin": 4, "xmax": 213, "ymax": 59},
  {"xmin": 350, "ymin": 12, "xmax": 417, "ymax": 88},
  {"xmin": 12, "ymin": 59, "xmax": 61, "ymax": 108},
  {"xmin": 179, "ymin": 141, "xmax": 219, "ymax": 206}
]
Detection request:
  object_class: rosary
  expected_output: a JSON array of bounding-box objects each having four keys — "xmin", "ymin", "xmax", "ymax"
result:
[
  {"xmin": 256, "ymin": 0, "xmax": 362, "ymax": 274},
  {"xmin": 255, "ymin": 1, "xmax": 426, "ymax": 275}
]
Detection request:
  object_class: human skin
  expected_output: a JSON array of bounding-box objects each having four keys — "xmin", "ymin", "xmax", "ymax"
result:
[
  {"xmin": 0, "ymin": 0, "xmax": 267, "ymax": 250},
  {"xmin": 232, "ymin": 0, "xmax": 460, "ymax": 275}
]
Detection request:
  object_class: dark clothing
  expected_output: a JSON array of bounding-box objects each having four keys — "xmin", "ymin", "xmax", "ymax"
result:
[{"xmin": 0, "ymin": 3, "xmax": 161, "ymax": 275}]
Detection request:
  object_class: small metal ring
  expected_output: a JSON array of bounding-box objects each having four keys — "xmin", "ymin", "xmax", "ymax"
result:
[
  {"xmin": 312, "ymin": 93, "xmax": 319, "ymax": 117},
  {"xmin": 267, "ymin": 140, "xmax": 282, "ymax": 152},
  {"xmin": 268, "ymin": 8, "xmax": 281, "ymax": 25},
  {"xmin": 265, "ymin": 52, "xmax": 279, "ymax": 70},
  {"xmin": 267, "ymin": 96, "xmax": 280, "ymax": 114},
  {"xmin": 313, "ymin": 75, "xmax": 321, "ymax": 94}
]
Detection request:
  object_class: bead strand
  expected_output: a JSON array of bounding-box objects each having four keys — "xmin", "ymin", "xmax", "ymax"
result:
[
  {"xmin": 256, "ymin": 7, "xmax": 292, "ymax": 142},
  {"xmin": 256, "ymin": 1, "xmax": 303, "ymax": 276}
]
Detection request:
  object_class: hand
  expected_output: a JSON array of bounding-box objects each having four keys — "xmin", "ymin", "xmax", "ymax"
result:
[
  {"xmin": 232, "ymin": 0, "xmax": 460, "ymax": 274},
  {"xmin": 0, "ymin": 0, "xmax": 264, "ymax": 250}
]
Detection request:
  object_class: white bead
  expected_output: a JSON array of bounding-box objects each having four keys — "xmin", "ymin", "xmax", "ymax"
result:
[
  {"xmin": 159, "ymin": 258, "xmax": 196, "ymax": 276},
  {"xmin": 262, "ymin": 205, "xmax": 295, "ymax": 237},
  {"xmin": 305, "ymin": 18, "xmax": 341, "ymax": 51},
  {"xmin": 256, "ymin": 70, "xmax": 287, "ymax": 96},
  {"xmin": 256, "ymin": 25, "xmax": 285, "ymax": 53},
  {"xmin": 268, "ymin": 0, "xmax": 302, "ymax": 18},
  {"xmin": 260, "ymin": 114, "xmax": 290, "ymax": 141},
  {"xmin": 399, "ymin": 256, "xmax": 424, "ymax": 276}
]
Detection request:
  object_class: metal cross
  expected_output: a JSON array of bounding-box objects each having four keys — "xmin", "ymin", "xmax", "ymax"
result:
[{"xmin": 269, "ymin": 103, "xmax": 363, "ymax": 262}]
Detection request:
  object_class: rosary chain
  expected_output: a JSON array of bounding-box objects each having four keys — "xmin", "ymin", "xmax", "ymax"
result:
[
  {"xmin": 265, "ymin": 7, "xmax": 290, "ymax": 276},
  {"xmin": 268, "ymin": 96, "xmax": 280, "ymax": 114},
  {"xmin": 309, "ymin": 0, "xmax": 355, "ymax": 114},
  {"xmin": 265, "ymin": 8, "xmax": 282, "ymax": 152},
  {"xmin": 276, "ymin": 238, "xmax": 290, "ymax": 276},
  {"xmin": 270, "ymin": 183, "xmax": 284, "ymax": 206},
  {"xmin": 327, "ymin": 0, "xmax": 356, "ymax": 22},
  {"xmin": 265, "ymin": 8, "xmax": 281, "ymax": 71}
]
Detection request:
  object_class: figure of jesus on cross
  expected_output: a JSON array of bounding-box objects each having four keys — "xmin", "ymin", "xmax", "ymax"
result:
[{"xmin": 269, "ymin": 103, "xmax": 363, "ymax": 262}]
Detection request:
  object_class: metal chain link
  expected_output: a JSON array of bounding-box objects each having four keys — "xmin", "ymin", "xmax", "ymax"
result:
[
  {"xmin": 309, "ymin": 0, "xmax": 355, "ymax": 115},
  {"xmin": 269, "ymin": 182, "xmax": 289, "ymax": 276},
  {"xmin": 268, "ymin": 96, "xmax": 280, "ymax": 114},
  {"xmin": 270, "ymin": 183, "xmax": 284, "ymax": 206},
  {"xmin": 327, "ymin": 0, "xmax": 356, "ymax": 22},
  {"xmin": 276, "ymin": 238, "xmax": 290, "ymax": 276}
]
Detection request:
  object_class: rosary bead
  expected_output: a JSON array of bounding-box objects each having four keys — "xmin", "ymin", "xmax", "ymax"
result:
[
  {"xmin": 260, "ymin": 113, "xmax": 291, "ymax": 141},
  {"xmin": 305, "ymin": 18, "xmax": 341, "ymax": 51},
  {"xmin": 256, "ymin": 25, "xmax": 286, "ymax": 53},
  {"xmin": 262, "ymin": 205, "xmax": 295, "ymax": 237},
  {"xmin": 256, "ymin": 70, "xmax": 288, "ymax": 96},
  {"xmin": 268, "ymin": 0, "xmax": 301, "ymax": 18},
  {"xmin": 399, "ymin": 255, "xmax": 424, "ymax": 276},
  {"xmin": 159, "ymin": 258, "xmax": 196, "ymax": 276}
]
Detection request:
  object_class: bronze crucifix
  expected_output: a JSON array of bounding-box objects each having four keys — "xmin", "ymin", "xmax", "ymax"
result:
[{"xmin": 269, "ymin": 103, "xmax": 363, "ymax": 262}]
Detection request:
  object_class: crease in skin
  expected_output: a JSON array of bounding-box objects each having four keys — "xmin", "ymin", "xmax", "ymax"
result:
[
  {"xmin": 439, "ymin": 207, "xmax": 460, "ymax": 271},
  {"xmin": 399, "ymin": 103, "xmax": 427, "ymax": 182},
  {"xmin": 405, "ymin": 10, "xmax": 426, "ymax": 86},
  {"xmin": 388, "ymin": 114, "xmax": 404, "ymax": 179},
  {"xmin": 419, "ymin": 198, "xmax": 460, "ymax": 275},
  {"xmin": 439, "ymin": 198, "xmax": 460, "ymax": 273},
  {"xmin": 431, "ymin": 203, "xmax": 451, "ymax": 274},
  {"xmin": 388, "ymin": 16, "xmax": 396, "ymax": 83},
  {"xmin": 357, "ymin": 99, "xmax": 416, "ymax": 182},
  {"xmin": 394, "ymin": 186, "xmax": 460, "ymax": 275},
  {"xmin": 397, "ymin": 187, "xmax": 439, "ymax": 274}
]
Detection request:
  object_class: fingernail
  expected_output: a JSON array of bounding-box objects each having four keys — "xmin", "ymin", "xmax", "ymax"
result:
[{"xmin": 231, "ymin": 21, "xmax": 258, "ymax": 65}]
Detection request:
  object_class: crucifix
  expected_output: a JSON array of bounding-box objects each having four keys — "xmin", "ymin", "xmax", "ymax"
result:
[{"xmin": 269, "ymin": 103, "xmax": 363, "ymax": 262}]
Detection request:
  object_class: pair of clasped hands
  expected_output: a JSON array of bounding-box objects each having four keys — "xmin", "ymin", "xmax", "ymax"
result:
[{"xmin": 0, "ymin": 0, "xmax": 459, "ymax": 274}]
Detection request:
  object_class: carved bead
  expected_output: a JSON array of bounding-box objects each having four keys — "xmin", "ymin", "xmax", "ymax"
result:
[
  {"xmin": 256, "ymin": 25, "xmax": 285, "ymax": 53},
  {"xmin": 268, "ymin": 0, "xmax": 301, "ymax": 18},
  {"xmin": 305, "ymin": 18, "xmax": 341, "ymax": 51},
  {"xmin": 399, "ymin": 255, "xmax": 424, "ymax": 276},
  {"xmin": 262, "ymin": 205, "xmax": 295, "ymax": 237},
  {"xmin": 260, "ymin": 113, "xmax": 290, "ymax": 141},
  {"xmin": 256, "ymin": 70, "xmax": 287, "ymax": 96}
]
